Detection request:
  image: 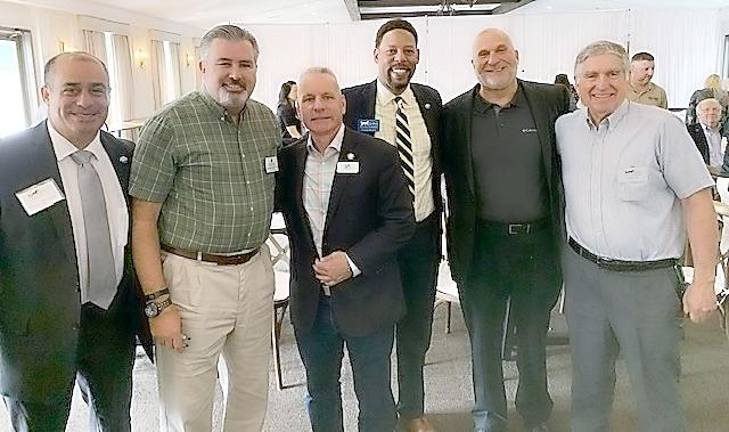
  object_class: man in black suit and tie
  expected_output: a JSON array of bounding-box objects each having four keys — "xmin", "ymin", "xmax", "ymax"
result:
[
  {"xmin": 441, "ymin": 29, "xmax": 570, "ymax": 432},
  {"xmin": 342, "ymin": 19, "xmax": 442, "ymax": 432},
  {"xmin": 276, "ymin": 67, "xmax": 414, "ymax": 432},
  {"xmin": 687, "ymin": 97, "xmax": 726, "ymax": 167},
  {"xmin": 0, "ymin": 52, "xmax": 151, "ymax": 431}
]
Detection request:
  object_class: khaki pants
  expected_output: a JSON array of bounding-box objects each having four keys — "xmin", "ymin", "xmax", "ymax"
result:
[{"xmin": 156, "ymin": 246, "xmax": 274, "ymax": 432}]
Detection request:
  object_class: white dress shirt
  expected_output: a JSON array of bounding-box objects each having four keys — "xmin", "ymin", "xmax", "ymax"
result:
[
  {"xmin": 302, "ymin": 124, "xmax": 360, "ymax": 295},
  {"xmin": 48, "ymin": 122, "xmax": 128, "ymax": 300},
  {"xmin": 374, "ymin": 80, "xmax": 434, "ymax": 222}
]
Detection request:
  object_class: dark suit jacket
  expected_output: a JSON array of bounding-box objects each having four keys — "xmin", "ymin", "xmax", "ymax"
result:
[
  {"xmin": 687, "ymin": 122, "xmax": 725, "ymax": 165},
  {"xmin": 441, "ymin": 80, "xmax": 570, "ymax": 284},
  {"xmin": 343, "ymin": 80, "xmax": 443, "ymax": 241},
  {"xmin": 0, "ymin": 121, "xmax": 152, "ymax": 402},
  {"xmin": 276, "ymin": 127, "xmax": 415, "ymax": 337}
]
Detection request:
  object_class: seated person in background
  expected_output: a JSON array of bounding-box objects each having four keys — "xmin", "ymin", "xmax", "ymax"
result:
[
  {"xmin": 686, "ymin": 73, "xmax": 729, "ymax": 127},
  {"xmin": 277, "ymin": 80, "xmax": 302, "ymax": 143},
  {"xmin": 554, "ymin": 73, "xmax": 578, "ymax": 110},
  {"xmin": 687, "ymin": 98, "xmax": 726, "ymax": 167}
]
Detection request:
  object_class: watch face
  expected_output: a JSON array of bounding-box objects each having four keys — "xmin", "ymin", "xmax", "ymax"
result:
[{"xmin": 144, "ymin": 301, "xmax": 158, "ymax": 318}]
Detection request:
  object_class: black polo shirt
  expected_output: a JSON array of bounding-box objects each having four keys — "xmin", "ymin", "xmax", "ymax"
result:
[{"xmin": 470, "ymin": 85, "xmax": 548, "ymax": 223}]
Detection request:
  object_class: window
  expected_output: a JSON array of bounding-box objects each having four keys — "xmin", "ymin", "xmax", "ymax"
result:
[{"xmin": 0, "ymin": 28, "xmax": 36, "ymax": 138}]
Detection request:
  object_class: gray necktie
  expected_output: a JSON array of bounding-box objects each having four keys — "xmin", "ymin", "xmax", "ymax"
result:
[{"xmin": 71, "ymin": 150, "xmax": 117, "ymax": 309}]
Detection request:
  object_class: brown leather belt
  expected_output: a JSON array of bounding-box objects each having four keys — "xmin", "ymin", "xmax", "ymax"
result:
[{"xmin": 161, "ymin": 244, "xmax": 259, "ymax": 266}]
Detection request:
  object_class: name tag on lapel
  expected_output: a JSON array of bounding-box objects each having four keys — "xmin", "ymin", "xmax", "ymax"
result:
[
  {"xmin": 358, "ymin": 119, "xmax": 380, "ymax": 133},
  {"xmin": 336, "ymin": 161, "xmax": 360, "ymax": 174},
  {"xmin": 264, "ymin": 156, "xmax": 279, "ymax": 173},
  {"xmin": 15, "ymin": 178, "xmax": 65, "ymax": 216}
]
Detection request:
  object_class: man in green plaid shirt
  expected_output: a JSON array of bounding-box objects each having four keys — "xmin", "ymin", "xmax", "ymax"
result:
[{"xmin": 130, "ymin": 24, "xmax": 280, "ymax": 432}]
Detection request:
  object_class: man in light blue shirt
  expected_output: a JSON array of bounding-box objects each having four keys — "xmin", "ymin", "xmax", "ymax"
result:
[{"xmin": 557, "ymin": 40, "xmax": 718, "ymax": 432}]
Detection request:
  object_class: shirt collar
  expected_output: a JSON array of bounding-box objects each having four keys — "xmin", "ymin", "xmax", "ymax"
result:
[
  {"xmin": 583, "ymin": 99, "xmax": 630, "ymax": 130},
  {"xmin": 702, "ymin": 122, "xmax": 720, "ymax": 133},
  {"xmin": 307, "ymin": 123, "xmax": 345, "ymax": 156},
  {"xmin": 47, "ymin": 120, "xmax": 104, "ymax": 162},
  {"xmin": 376, "ymin": 79, "xmax": 416, "ymax": 108},
  {"xmin": 473, "ymin": 83, "xmax": 523, "ymax": 114}
]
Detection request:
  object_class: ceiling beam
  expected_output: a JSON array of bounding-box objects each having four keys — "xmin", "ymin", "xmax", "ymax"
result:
[
  {"xmin": 491, "ymin": 0, "xmax": 536, "ymax": 14},
  {"xmin": 344, "ymin": 0, "xmax": 362, "ymax": 21},
  {"xmin": 358, "ymin": 0, "xmax": 512, "ymax": 6},
  {"xmin": 360, "ymin": 8, "xmax": 499, "ymax": 20}
]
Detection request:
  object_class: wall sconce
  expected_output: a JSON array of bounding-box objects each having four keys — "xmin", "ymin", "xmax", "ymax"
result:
[
  {"xmin": 185, "ymin": 51, "xmax": 194, "ymax": 67},
  {"xmin": 136, "ymin": 48, "xmax": 148, "ymax": 69}
]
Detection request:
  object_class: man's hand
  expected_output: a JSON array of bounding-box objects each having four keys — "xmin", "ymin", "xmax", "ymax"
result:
[
  {"xmin": 683, "ymin": 279, "xmax": 717, "ymax": 323},
  {"xmin": 313, "ymin": 251, "xmax": 353, "ymax": 287},
  {"xmin": 150, "ymin": 305, "xmax": 188, "ymax": 352}
]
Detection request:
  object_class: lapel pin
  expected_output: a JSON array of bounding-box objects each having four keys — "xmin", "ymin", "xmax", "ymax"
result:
[
  {"xmin": 119, "ymin": 156, "xmax": 129, "ymax": 164},
  {"xmin": 424, "ymin": 103, "xmax": 431, "ymax": 110},
  {"xmin": 347, "ymin": 152, "xmax": 355, "ymax": 161}
]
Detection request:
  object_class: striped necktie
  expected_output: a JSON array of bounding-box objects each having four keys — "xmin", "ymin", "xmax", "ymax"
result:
[{"xmin": 394, "ymin": 96, "xmax": 415, "ymax": 198}]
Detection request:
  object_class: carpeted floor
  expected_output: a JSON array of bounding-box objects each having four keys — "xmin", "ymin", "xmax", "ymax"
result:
[{"xmin": 2, "ymin": 303, "xmax": 728, "ymax": 431}]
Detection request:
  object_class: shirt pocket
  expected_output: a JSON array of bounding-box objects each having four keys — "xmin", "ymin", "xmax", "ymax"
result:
[{"xmin": 617, "ymin": 166, "xmax": 649, "ymax": 202}]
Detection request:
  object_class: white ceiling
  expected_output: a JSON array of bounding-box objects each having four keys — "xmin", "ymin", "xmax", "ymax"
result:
[{"xmin": 14, "ymin": 0, "xmax": 729, "ymax": 29}]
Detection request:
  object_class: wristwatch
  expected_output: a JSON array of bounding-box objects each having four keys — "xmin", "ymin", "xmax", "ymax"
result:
[{"xmin": 144, "ymin": 297, "xmax": 172, "ymax": 318}]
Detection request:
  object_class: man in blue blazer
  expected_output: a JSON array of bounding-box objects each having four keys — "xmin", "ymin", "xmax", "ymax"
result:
[
  {"xmin": 0, "ymin": 52, "xmax": 151, "ymax": 431},
  {"xmin": 342, "ymin": 19, "xmax": 442, "ymax": 432},
  {"xmin": 276, "ymin": 67, "xmax": 414, "ymax": 432}
]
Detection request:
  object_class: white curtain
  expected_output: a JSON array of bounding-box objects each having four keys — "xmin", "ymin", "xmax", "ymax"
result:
[
  {"xmin": 244, "ymin": 7, "xmax": 723, "ymax": 110},
  {"xmin": 150, "ymin": 40, "xmax": 165, "ymax": 110},
  {"xmin": 111, "ymin": 34, "xmax": 134, "ymax": 137},
  {"xmin": 166, "ymin": 41, "xmax": 183, "ymax": 101},
  {"xmin": 83, "ymin": 30, "xmax": 107, "ymax": 64}
]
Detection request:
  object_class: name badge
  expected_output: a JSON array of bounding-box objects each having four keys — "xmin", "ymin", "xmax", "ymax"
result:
[
  {"xmin": 15, "ymin": 178, "xmax": 65, "ymax": 216},
  {"xmin": 264, "ymin": 156, "xmax": 279, "ymax": 173},
  {"xmin": 358, "ymin": 119, "xmax": 380, "ymax": 133},
  {"xmin": 336, "ymin": 161, "xmax": 360, "ymax": 174}
]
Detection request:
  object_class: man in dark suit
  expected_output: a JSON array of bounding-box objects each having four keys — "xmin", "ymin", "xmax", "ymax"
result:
[
  {"xmin": 0, "ymin": 52, "xmax": 151, "ymax": 431},
  {"xmin": 687, "ymin": 97, "xmax": 725, "ymax": 167},
  {"xmin": 441, "ymin": 29, "xmax": 570, "ymax": 432},
  {"xmin": 342, "ymin": 19, "xmax": 442, "ymax": 432},
  {"xmin": 276, "ymin": 67, "xmax": 414, "ymax": 432}
]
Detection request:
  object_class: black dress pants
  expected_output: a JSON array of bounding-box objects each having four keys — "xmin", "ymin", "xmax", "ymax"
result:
[
  {"xmin": 3, "ymin": 301, "xmax": 135, "ymax": 432},
  {"xmin": 395, "ymin": 213, "xmax": 441, "ymax": 419},
  {"xmin": 460, "ymin": 221, "xmax": 561, "ymax": 432}
]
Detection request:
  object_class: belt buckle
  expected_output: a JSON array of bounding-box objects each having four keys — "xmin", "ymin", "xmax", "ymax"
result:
[
  {"xmin": 196, "ymin": 251, "xmax": 203, "ymax": 261},
  {"xmin": 507, "ymin": 223, "xmax": 530, "ymax": 235}
]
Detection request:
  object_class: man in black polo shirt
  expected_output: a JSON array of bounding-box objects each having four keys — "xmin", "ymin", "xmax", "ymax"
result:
[{"xmin": 441, "ymin": 28, "xmax": 570, "ymax": 432}]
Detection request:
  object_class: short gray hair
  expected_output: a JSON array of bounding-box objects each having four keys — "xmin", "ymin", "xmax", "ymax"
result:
[
  {"xmin": 199, "ymin": 24, "xmax": 259, "ymax": 61},
  {"xmin": 298, "ymin": 67, "xmax": 341, "ymax": 91},
  {"xmin": 574, "ymin": 40, "xmax": 629, "ymax": 80},
  {"xmin": 697, "ymin": 97, "xmax": 722, "ymax": 112}
]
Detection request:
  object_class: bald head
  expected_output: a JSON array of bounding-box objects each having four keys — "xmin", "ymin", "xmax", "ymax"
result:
[
  {"xmin": 697, "ymin": 98, "xmax": 722, "ymax": 129},
  {"xmin": 44, "ymin": 52, "xmax": 109, "ymax": 88},
  {"xmin": 471, "ymin": 28, "xmax": 519, "ymax": 96}
]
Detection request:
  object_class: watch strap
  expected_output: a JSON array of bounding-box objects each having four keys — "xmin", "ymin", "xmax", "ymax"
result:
[{"xmin": 145, "ymin": 287, "xmax": 170, "ymax": 301}]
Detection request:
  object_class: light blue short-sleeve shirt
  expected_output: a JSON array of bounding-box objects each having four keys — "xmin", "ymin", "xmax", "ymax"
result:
[{"xmin": 556, "ymin": 100, "xmax": 713, "ymax": 261}]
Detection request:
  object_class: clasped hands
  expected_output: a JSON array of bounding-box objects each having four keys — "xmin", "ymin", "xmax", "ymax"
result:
[{"xmin": 313, "ymin": 250, "xmax": 353, "ymax": 287}]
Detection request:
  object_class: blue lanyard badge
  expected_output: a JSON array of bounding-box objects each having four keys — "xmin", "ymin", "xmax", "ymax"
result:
[{"xmin": 358, "ymin": 119, "xmax": 380, "ymax": 133}]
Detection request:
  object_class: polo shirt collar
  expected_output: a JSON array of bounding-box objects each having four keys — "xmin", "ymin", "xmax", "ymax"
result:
[{"xmin": 473, "ymin": 83, "xmax": 524, "ymax": 114}]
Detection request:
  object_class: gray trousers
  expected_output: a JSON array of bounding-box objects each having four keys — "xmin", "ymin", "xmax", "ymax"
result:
[{"xmin": 563, "ymin": 246, "xmax": 685, "ymax": 432}]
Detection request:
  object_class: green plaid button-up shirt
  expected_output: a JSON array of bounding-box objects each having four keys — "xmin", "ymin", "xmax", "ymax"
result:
[{"xmin": 130, "ymin": 91, "xmax": 280, "ymax": 253}]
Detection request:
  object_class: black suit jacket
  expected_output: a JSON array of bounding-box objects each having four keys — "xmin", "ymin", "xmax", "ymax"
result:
[
  {"xmin": 441, "ymin": 80, "xmax": 570, "ymax": 284},
  {"xmin": 687, "ymin": 122, "xmax": 726, "ymax": 165},
  {"xmin": 276, "ymin": 127, "xmax": 415, "ymax": 337},
  {"xmin": 343, "ymin": 81, "xmax": 443, "ymax": 238},
  {"xmin": 0, "ymin": 121, "xmax": 152, "ymax": 402}
]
